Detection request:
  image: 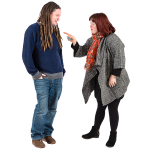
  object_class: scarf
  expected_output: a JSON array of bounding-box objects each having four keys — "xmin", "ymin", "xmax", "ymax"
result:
[{"xmin": 84, "ymin": 32, "xmax": 103, "ymax": 71}]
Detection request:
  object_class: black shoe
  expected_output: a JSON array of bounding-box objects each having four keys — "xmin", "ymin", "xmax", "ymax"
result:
[
  {"xmin": 82, "ymin": 126, "xmax": 99, "ymax": 139},
  {"xmin": 106, "ymin": 131, "xmax": 117, "ymax": 147}
]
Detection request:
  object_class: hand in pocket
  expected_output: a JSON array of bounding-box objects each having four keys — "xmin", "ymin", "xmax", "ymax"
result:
[{"xmin": 39, "ymin": 74, "xmax": 46, "ymax": 79}]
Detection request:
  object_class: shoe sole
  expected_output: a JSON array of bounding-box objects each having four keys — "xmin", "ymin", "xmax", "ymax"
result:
[
  {"xmin": 82, "ymin": 136, "xmax": 99, "ymax": 139},
  {"xmin": 32, "ymin": 143, "xmax": 46, "ymax": 148},
  {"xmin": 32, "ymin": 142, "xmax": 45, "ymax": 148},
  {"xmin": 106, "ymin": 145, "xmax": 114, "ymax": 148},
  {"xmin": 42, "ymin": 139, "xmax": 56, "ymax": 145}
]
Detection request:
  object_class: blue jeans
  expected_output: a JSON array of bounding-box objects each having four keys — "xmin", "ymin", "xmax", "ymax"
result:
[{"xmin": 31, "ymin": 78, "xmax": 62, "ymax": 140}]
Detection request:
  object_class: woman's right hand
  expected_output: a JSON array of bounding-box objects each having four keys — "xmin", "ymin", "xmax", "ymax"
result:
[{"xmin": 63, "ymin": 32, "xmax": 77, "ymax": 46}]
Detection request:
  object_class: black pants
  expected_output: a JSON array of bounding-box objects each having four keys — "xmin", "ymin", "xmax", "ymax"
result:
[{"xmin": 94, "ymin": 71, "xmax": 124, "ymax": 132}]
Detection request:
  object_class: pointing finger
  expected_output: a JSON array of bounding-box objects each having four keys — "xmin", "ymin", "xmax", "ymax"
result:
[{"xmin": 63, "ymin": 32, "xmax": 70, "ymax": 35}]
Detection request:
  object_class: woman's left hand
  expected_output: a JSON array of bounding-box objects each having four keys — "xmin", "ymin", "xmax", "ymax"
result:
[{"xmin": 109, "ymin": 75, "xmax": 116, "ymax": 87}]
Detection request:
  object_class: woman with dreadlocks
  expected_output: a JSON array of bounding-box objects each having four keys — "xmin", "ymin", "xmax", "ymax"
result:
[{"xmin": 22, "ymin": 1, "xmax": 129, "ymax": 148}]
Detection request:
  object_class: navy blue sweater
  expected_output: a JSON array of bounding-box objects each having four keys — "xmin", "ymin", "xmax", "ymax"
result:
[
  {"xmin": 22, "ymin": 22, "xmax": 121, "ymax": 80},
  {"xmin": 22, "ymin": 22, "xmax": 65, "ymax": 80}
]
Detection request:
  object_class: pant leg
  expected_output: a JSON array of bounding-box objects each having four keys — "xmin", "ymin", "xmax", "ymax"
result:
[
  {"xmin": 31, "ymin": 78, "xmax": 50, "ymax": 140},
  {"xmin": 94, "ymin": 97, "xmax": 107, "ymax": 129},
  {"xmin": 44, "ymin": 78, "xmax": 62, "ymax": 137},
  {"xmin": 108, "ymin": 95, "xmax": 124, "ymax": 132},
  {"xmin": 94, "ymin": 74, "xmax": 107, "ymax": 129}
]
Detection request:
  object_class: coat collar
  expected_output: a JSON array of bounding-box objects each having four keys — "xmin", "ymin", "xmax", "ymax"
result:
[
  {"xmin": 94, "ymin": 37, "xmax": 107, "ymax": 67},
  {"xmin": 88, "ymin": 33, "xmax": 114, "ymax": 67}
]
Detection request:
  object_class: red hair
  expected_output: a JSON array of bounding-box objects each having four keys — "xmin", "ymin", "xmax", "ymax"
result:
[{"xmin": 89, "ymin": 13, "xmax": 115, "ymax": 37}]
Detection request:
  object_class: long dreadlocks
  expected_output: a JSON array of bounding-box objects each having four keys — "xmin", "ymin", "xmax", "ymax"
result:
[{"xmin": 37, "ymin": 1, "xmax": 63, "ymax": 51}]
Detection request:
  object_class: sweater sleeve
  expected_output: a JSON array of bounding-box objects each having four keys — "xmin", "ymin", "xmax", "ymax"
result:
[
  {"xmin": 22, "ymin": 26, "xmax": 42, "ymax": 79},
  {"xmin": 59, "ymin": 47, "xmax": 66, "ymax": 76}
]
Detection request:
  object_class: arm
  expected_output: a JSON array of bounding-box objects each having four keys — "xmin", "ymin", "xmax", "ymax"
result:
[
  {"xmin": 22, "ymin": 26, "xmax": 42, "ymax": 79},
  {"xmin": 107, "ymin": 34, "xmax": 125, "ymax": 70},
  {"xmin": 59, "ymin": 47, "xmax": 66, "ymax": 76},
  {"xmin": 71, "ymin": 37, "xmax": 93, "ymax": 58}
]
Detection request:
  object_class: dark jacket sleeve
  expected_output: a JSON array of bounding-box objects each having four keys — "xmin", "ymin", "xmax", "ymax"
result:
[
  {"xmin": 111, "ymin": 68, "xmax": 122, "ymax": 76},
  {"xmin": 71, "ymin": 42, "xmax": 79, "ymax": 56},
  {"xmin": 59, "ymin": 47, "xmax": 66, "ymax": 76}
]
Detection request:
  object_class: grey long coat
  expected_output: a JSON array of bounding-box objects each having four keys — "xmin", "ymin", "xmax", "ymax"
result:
[{"xmin": 74, "ymin": 33, "xmax": 130, "ymax": 106}]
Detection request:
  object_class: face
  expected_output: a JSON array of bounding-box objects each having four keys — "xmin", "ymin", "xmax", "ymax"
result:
[
  {"xmin": 50, "ymin": 9, "xmax": 61, "ymax": 26},
  {"xmin": 90, "ymin": 20, "xmax": 98, "ymax": 35}
]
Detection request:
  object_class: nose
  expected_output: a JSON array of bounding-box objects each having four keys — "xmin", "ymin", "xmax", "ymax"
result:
[{"xmin": 90, "ymin": 25, "xmax": 92, "ymax": 28}]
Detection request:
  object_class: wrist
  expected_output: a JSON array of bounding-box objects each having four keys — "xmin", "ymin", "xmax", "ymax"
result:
[
  {"xmin": 73, "ymin": 41, "xmax": 76, "ymax": 46},
  {"xmin": 111, "ymin": 74, "xmax": 116, "ymax": 78}
]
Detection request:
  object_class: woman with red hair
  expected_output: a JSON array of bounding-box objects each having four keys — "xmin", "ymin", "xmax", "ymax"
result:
[{"xmin": 64, "ymin": 13, "xmax": 130, "ymax": 147}]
